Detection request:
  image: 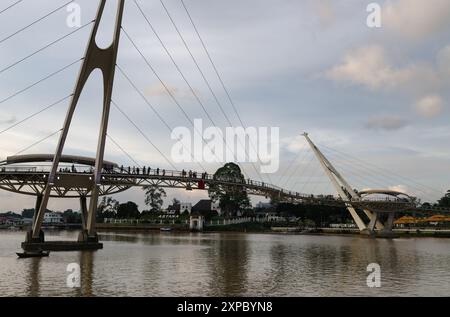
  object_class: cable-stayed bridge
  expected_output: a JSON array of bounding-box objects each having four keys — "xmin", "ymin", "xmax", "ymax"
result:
[{"xmin": 0, "ymin": 0, "xmax": 448, "ymax": 253}]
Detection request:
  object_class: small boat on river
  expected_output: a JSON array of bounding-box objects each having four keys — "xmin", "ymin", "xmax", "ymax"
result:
[{"xmin": 16, "ymin": 251, "xmax": 50, "ymax": 258}]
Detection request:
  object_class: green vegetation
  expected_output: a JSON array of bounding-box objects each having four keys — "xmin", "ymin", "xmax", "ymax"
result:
[
  {"xmin": 117, "ymin": 201, "xmax": 140, "ymax": 219},
  {"xmin": 143, "ymin": 185, "xmax": 167, "ymax": 212},
  {"xmin": 438, "ymin": 190, "xmax": 450, "ymax": 207},
  {"xmin": 208, "ymin": 162, "xmax": 250, "ymax": 217}
]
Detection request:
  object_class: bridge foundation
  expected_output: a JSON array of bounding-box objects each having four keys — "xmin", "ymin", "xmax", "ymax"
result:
[
  {"xmin": 22, "ymin": 227, "xmax": 102, "ymax": 252},
  {"xmin": 360, "ymin": 212, "xmax": 398, "ymax": 238},
  {"xmin": 21, "ymin": 241, "xmax": 103, "ymax": 252}
]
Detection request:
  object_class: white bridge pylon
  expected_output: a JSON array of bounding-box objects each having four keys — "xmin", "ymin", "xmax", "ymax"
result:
[{"xmin": 303, "ymin": 133, "xmax": 385, "ymax": 233}]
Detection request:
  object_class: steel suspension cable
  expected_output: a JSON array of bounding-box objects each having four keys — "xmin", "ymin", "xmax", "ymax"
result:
[
  {"xmin": 319, "ymin": 144, "xmax": 441, "ymax": 197},
  {"xmin": 0, "ymin": 1, "xmax": 74, "ymax": 45},
  {"xmin": 0, "ymin": 58, "xmax": 82, "ymax": 105},
  {"xmin": 0, "ymin": 0, "xmax": 23, "ymax": 16},
  {"xmin": 111, "ymin": 69, "xmax": 207, "ymax": 172},
  {"xmin": 106, "ymin": 133, "xmax": 142, "ymax": 168},
  {"xmin": 277, "ymin": 138, "xmax": 310, "ymax": 184},
  {"xmin": 13, "ymin": 128, "xmax": 62, "ymax": 156},
  {"xmin": 116, "ymin": 63, "xmax": 238, "ymax": 176},
  {"xmin": 110, "ymin": 100, "xmax": 177, "ymax": 170},
  {"xmin": 179, "ymin": 0, "xmax": 275, "ymax": 184},
  {"xmin": 120, "ymin": 28, "xmax": 258, "ymax": 180},
  {"xmin": 158, "ymin": 0, "xmax": 271, "ymax": 185},
  {"xmin": 131, "ymin": 1, "xmax": 262, "ymax": 181},
  {"xmin": 159, "ymin": 0, "xmax": 233, "ymax": 128},
  {"xmin": 0, "ymin": 94, "xmax": 72, "ymax": 135},
  {"xmin": 281, "ymin": 146, "xmax": 310, "ymax": 189},
  {"xmin": 0, "ymin": 20, "xmax": 93, "ymax": 75}
]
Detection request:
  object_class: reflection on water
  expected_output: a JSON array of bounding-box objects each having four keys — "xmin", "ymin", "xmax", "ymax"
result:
[
  {"xmin": 25, "ymin": 258, "xmax": 41, "ymax": 297},
  {"xmin": 1, "ymin": 230, "xmax": 450, "ymax": 296}
]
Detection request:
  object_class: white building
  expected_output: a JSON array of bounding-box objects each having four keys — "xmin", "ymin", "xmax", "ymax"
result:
[
  {"xmin": 180, "ymin": 202, "xmax": 192, "ymax": 214},
  {"xmin": 211, "ymin": 201, "xmax": 221, "ymax": 216},
  {"xmin": 256, "ymin": 201, "xmax": 272, "ymax": 209},
  {"xmin": 43, "ymin": 212, "xmax": 63, "ymax": 224},
  {"xmin": 192, "ymin": 200, "xmax": 222, "ymax": 216}
]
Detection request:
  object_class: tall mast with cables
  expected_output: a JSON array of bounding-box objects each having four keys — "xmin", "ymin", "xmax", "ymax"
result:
[{"xmin": 29, "ymin": 0, "xmax": 125, "ymax": 243}]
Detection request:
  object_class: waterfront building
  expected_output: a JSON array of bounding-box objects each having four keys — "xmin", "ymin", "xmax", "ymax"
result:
[
  {"xmin": 192, "ymin": 200, "xmax": 221, "ymax": 216},
  {"xmin": 43, "ymin": 212, "xmax": 63, "ymax": 224}
]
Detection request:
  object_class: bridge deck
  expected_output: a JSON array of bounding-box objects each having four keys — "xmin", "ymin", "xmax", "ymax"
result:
[{"xmin": 0, "ymin": 164, "xmax": 444, "ymax": 214}]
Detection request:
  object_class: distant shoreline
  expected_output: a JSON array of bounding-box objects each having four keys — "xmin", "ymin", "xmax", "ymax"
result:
[
  {"xmin": 94, "ymin": 223, "xmax": 450, "ymax": 238},
  {"xmin": 2, "ymin": 223, "xmax": 449, "ymax": 238}
]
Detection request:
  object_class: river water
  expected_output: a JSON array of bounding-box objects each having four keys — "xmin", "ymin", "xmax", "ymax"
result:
[{"xmin": 0, "ymin": 230, "xmax": 449, "ymax": 296}]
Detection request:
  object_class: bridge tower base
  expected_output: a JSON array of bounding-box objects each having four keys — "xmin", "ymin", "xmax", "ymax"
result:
[{"xmin": 21, "ymin": 0, "xmax": 124, "ymax": 252}]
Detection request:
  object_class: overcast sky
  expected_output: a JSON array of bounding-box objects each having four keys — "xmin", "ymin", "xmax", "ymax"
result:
[{"xmin": 0, "ymin": 0, "xmax": 449, "ymax": 212}]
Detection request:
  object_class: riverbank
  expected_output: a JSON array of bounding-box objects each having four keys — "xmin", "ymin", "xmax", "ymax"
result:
[{"xmin": 95, "ymin": 222, "xmax": 450, "ymax": 238}]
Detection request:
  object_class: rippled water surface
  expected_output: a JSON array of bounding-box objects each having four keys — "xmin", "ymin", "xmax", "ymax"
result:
[{"xmin": 0, "ymin": 230, "xmax": 449, "ymax": 296}]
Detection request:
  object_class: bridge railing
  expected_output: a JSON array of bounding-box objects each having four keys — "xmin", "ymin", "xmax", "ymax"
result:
[
  {"xmin": 0, "ymin": 166, "xmax": 37, "ymax": 172},
  {"xmin": 0, "ymin": 163, "xmax": 329, "ymax": 199},
  {"xmin": 0, "ymin": 164, "xmax": 94, "ymax": 173}
]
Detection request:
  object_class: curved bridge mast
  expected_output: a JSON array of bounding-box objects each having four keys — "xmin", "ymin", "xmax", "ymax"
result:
[{"xmin": 28, "ymin": 0, "xmax": 125, "ymax": 244}]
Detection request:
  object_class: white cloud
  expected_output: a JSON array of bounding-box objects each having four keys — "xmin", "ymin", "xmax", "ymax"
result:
[
  {"xmin": 383, "ymin": 0, "xmax": 450, "ymax": 40},
  {"xmin": 282, "ymin": 135, "xmax": 308, "ymax": 153},
  {"xmin": 415, "ymin": 95, "xmax": 443, "ymax": 118},
  {"xmin": 0, "ymin": 115, "xmax": 17, "ymax": 125},
  {"xmin": 365, "ymin": 116, "xmax": 408, "ymax": 131},
  {"xmin": 388, "ymin": 184, "xmax": 409, "ymax": 195},
  {"xmin": 144, "ymin": 83, "xmax": 178, "ymax": 97},
  {"xmin": 325, "ymin": 45, "xmax": 437, "ymax": 91},
  {"xmin": 312, "ymin": 0, "xmax": 336, "ymax": 28}
]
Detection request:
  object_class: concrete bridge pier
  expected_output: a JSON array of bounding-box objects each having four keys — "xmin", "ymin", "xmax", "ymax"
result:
[
  {"xmin": 77, "ymin": 195, "xmax": 99, "ymax": 243},
  {"xmin": 377, "ymin": 212, "xmax": 397, "ymax": 238},
  {"xmin": 24, "ymin": 194, "xmax": 45, "ymax": 243},
  {"xmin": 360, "ymin": 211, "xmax": 397, "ymax": 238},
  {"xmin": 22, "ymin": 193, "xmax": 102, "ymax": 252}
]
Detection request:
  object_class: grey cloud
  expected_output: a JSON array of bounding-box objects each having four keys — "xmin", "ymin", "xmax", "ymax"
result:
[
  {"xmin": 365, "ymin": 116, "xmax": 408, "ymax": 131},
  {"xmin": 0, "ymin": 115, "xmax": 17, "ymax": 125}
]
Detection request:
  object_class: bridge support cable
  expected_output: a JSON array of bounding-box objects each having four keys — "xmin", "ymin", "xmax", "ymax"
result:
[
  {"xmin": 0, "ymin": 20, "xmax": 94, "ymax": 76},
  {"xmin": 117, "ymin": 27, "xmax": 258, "ymax": 180},
  {"xmin": 106, "ymin": 133, "xmax": 143, "ymax": 169},
  {"xmin": 322, "ymin": 155, "xmax": 395, "ymax": 191},
  {"xmin": 307, "ymin": 161, "xmax": 330, "ymax": 195},
  {"xmin": 282, "ymin": 150, "xmax": 311, "ymax": 191},
  {"xmin": 13, "ymin": 128, "xmax": 62, "ymax": 156},
  {"xmin": 317, "ymin": 144, "xmax": 441, "ymax": 205},
  {"xmin": 0, "ymin": 94, "xmax": 72, "ymax": 135},
  {"xmin": 0, "ymin": 59, "xmax": 82, "ymax": 105},
  {"xmin": 110, "ymin": 100, "xmax": 178, "ymax": 171},
  {"xmin": 303, "ymin": 133, "xmax": 384, "ymax": 233},
  {"xmin": 29, "ymin": 0, "xmax": 125, "ymax": 243},
  {"xmin": 179, "ymin": 0, "xmax": 274, "ymax": 185},
  {"xmin": 320, "ymin": 145, "xmax": 424, "ymax": 193},
  {"xmin": 318, "ymin": 143, "xmax": 443, "ymax": 200},
  {"xmin": 130, "ymin": 1, "xmax": 261, "ymax": 182},
  {"xmin": 277, "ymin": 145, "xmax": 307, "ymax": 186},
  {"xmin": 120, "ymin": 26, "xmax": 256, "ymax": 181},
  {"xmin": 283, "ymin": 149, "xmax": 315, "ymax": 191},
  {"xmin": 0, "ymin": 0, "xmax": 74, "ymax": 45},
  {"xmin": 298, "ymin": 153, "xmax": 323, "ymax": 194},
  {"xmin": 115, "ymin": 63, "xmax": 233, "ymax": 175},
  {"xmin": 157, "ymin": 0, "xmax": 271, "ymax": 185},
  {"xmin": 114, "ymin": 66, "xmax": 207, "ymax": 172},
  {"xmin": 0, "ymin": 0, "xmax": 23, "ymax": 16}
]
